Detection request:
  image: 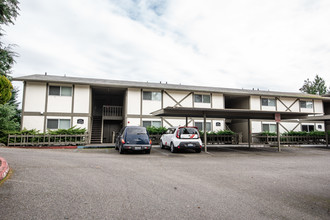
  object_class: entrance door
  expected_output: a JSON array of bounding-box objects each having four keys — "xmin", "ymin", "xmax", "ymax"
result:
[{"xmin": 103, "ymin": 120, "xmax": 122, "ymax": 143}]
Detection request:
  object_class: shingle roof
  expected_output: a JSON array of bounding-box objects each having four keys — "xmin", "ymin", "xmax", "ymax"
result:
[{"xmin": 14, "ymin": 74, "xmax": 329, "ymax": 100}]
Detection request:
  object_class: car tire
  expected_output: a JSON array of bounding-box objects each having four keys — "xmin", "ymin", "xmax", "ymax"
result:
[
  {"xmin": 195, "ymin": 149, "xmax": 201, "ymax": 153},
  {"xmin": 160, "ymin": 141, "xmax": 165, "ymax": 149},
  {"xmin": 119, "ymin": 145, "xmax": 125, "ymax": 154},
  {"xmin": 145, "ymin": 149, "xmax": 151, "ymax": 154},
  {"xmin": 170, "ymin": 143, "xmax": 177, "ymax": 153}
]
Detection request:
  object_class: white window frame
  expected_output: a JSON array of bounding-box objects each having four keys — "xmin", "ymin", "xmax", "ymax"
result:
[
  {"xmin": 301, "ymin": 124, "xmax": 314, "ymax": 132},
  {"xmin": 261, "ymin": 98, "xmax": 276, "ymax": 107},
  {"xmin": 194, "ymin": 94, "xmax": 211, "ymax": 103},
  {"xmin": 49, "ymin": 86, "xmax": 72, "ymax": 96},
  {"xmin": 300, "ymin": 100, "xmax": 313, "ymax": 109},
  {"xmin": 142, "ymin": 120, "xmax": 161, "ymax": 128},
  {"xmin": 142, "ymin": 91, "xmax": 161, "ymax": 101},
  {"xmin": 195, "ymin": 122, "xmax": 211, "ymax": 131},
  {"xmin": 47, "ymin": 119, "xmax": 71, "ymax": 130},
  {"xmin": 262, "ymin": 123, "xmax": 276, "ymax": 133}
]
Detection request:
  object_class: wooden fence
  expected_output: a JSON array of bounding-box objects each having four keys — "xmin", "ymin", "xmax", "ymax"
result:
[
  {"xmin": 7, "ymin": 134, "xmax": 89, "ymax": 147},
  {"xmin": 149, "ymin": 134, "xmax": 239, "ymax": 145},
  {"xmin": 252, "ymin": 134, "xmax": 329, "ymax": 145}
]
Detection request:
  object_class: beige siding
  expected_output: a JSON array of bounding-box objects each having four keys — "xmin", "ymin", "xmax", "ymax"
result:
[{"xmin": 24, "ymin": 82, "xmax": 46, "ymax": 112}]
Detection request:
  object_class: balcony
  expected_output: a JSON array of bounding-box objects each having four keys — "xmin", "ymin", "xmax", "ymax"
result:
[{"xmin": 102, "ymin": 105, "xmax": 123, "ymax": 120}]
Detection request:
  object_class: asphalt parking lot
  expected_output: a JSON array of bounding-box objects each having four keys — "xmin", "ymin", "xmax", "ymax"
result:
[{"xmin": 0, "ymin": 146, "xmax": 330, "ymax": 219}]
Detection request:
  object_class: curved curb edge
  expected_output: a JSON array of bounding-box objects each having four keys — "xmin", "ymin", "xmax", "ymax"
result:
[{"xmin": 0, "ymin": 157, "xmax": 10, "ymax": 182}]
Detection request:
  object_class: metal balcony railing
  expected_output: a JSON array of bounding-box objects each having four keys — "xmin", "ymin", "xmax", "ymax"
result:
[{"xmin": 102, "ymin": 105, "xmax": 123, "ymax": 117}]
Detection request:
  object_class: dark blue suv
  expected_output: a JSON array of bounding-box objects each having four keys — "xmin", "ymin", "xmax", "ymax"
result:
[{"xmin": 115, "ymin": 126, "xmax": 152, "ymax": 154}]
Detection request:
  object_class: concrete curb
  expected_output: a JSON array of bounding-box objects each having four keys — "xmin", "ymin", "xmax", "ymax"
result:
[
  {"xmin": 3, "ymin": 146, "xmax": 77, "ymax": 149},
  {"xmin": 0, "ymin": 157, "xmax": 10, "ymax": 182}
]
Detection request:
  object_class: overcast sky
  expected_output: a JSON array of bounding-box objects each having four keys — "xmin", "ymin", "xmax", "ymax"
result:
[{"xmin": 4, "ymin": 0, "xmax": 330, "ymax": 96}]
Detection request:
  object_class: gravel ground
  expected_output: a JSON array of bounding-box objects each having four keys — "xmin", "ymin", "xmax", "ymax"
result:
[{"xmin": 0, "ymin": 146, "xmax": 330, "ymax": 220}]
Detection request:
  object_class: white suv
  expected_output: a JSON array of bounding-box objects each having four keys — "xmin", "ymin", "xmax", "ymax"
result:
[{"xmin": 160, "ymin": 127, "xmax": 202, "ymax": 153}]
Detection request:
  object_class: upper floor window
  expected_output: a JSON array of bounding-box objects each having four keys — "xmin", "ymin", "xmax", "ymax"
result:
[
  {"xmin": 49, "ymin": 86, "xmax": 72, "ymax": 96},
  {"xmin": 47, "ymin": 119, "xmax": 71, "ymax": 129},
  {"xmin": 142, "ymin": 120, "xmax": 161, "ymax": 128},
  {"xmin": 261, "ymin": 98, "xmax": 276, "ymax": 107},
  {"xmin": 262, "ymin": 123, "xmax": 276, "ymax": 133},
  {"xmin": 194, "ymin": 94, "xmax": 210, "ymax": 103},
  {"xmin": 143, "ymin": 91, "xmax": 161, "ymax": 101},
  {"xmin": 300, "ymin": 101, "xmax": 313, "ymax": 109}
]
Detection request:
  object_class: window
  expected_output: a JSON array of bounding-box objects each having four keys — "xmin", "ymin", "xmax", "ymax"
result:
[
  {"xmin": 49, "ymin": 86, "xmax": 72, "ymax": 96},
  {"xmin": 194, "ymin": 94, "xmax": 210, "ymax": 103},
  {"xmin": 302, "ymin": 125, "xmax": 314, "ymax": 132},
  {"xmin": 262, "ymin": 124, "xmax": 276, "ymax": 133},
  {"xmin": 261, "ymin": 98, "xmax": 276, "ymax": 107},
  {"xmin": 300, "ymin": 101, "xmax": 313, "ymax": 109},
  {"xmin": 195, "ymin": 122, "xmax": 211, "ymax": 131},
  {"xmin": 142, "ymin": 121, "xmax": 161, "ymax": 128},
  {"xmin": 143, "ymin": 91, "xmax": 161, "ymax": 101},
  {"xmin": 47, "ymin": 119, "xmax": 71, "ymax": 129}
]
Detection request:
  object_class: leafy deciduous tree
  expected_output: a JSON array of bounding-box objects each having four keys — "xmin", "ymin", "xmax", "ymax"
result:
[{"xmin": 299, "ymin": 75, "xmax": 328, "ymax": 95}]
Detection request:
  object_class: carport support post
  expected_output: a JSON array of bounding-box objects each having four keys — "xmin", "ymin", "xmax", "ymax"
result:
[
  {"xmin": 277, "ymin": 122, "xmax": 281, "ymax": 152},
  {"xmin": 248, "ymin": 119, "xmax": 251, "ymax": 148},
  {"xmin": 186, "ymin": 116, "xmax": 188, "ymax": 126},
  {"xmin": 204, "ymin": 113, "xmax": 207, "ymax": 152}
]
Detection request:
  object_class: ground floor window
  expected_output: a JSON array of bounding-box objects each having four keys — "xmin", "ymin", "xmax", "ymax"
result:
[
  {"xmin": 142, "ymin": 121, "xmax": 161, "ymax": 128},
  {"xmin": 195, "ymin": 122, "xmax": 211, "ymax": 131},
  {"xmin": 301, "ymin": 124, "xmax": 314, "ymax": 132},
  {"xmin": 262, "ymin": 123, "xmax": 276, "ymax": 133},
  {"xmin": 47, "ymin": 119, "xmax": 71, "ymax": 129}
]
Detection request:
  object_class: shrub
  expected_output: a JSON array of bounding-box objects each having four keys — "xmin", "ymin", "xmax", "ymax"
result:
[
  {"xmin": 259, "ymin": 131, "xmax": 277, "ymax": 136},
  {"xmin": 199, "ymin": 130, "xmax": 235, "ymax": 136},
  {"xmin": 146, "ymin": 126, "xmax": 167, "ymax": 135}
]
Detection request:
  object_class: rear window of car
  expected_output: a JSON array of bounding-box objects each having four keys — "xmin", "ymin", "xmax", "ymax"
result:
[
  {"xmin": 178, "ymin": 127, "xmax": 199, "ymax": 135},
  {"xmin": 126, "ymin": 127, "xmax": 147, "ymax": 135}
]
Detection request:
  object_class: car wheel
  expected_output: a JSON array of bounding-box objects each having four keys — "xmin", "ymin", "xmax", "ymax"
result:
[
  {"xmin": 170, "ymin": 143, "xmax": 177, "ymax": 153},
  {"xmin": 119, "ymin": 145, "xmax": 125, "ymax": 154},
  {"xmin": 195, "ymin": 149, "xmax": 201, "ymax": 153},
  {"xmin": 160, "ymin": 141, "xmax": 165, "ymax": 149},
  {"xmin": 145, "ymin": 149, "xmax": 151, "ymax": 154}
]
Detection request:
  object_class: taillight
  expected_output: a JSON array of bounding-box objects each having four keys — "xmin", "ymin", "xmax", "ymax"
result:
[
  {"xmin": 121, "ymin": 139, "xmax": 125, "ymax": 144},
  {"xmin": 149, "ymin": 139, "xmax": 152, "ymax": 145},
  {"xmin": 176, "ymin": 130, "xmax": 180, "ymax": 139}
]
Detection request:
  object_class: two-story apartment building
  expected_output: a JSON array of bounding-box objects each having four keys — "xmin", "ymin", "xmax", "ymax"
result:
[{"xmin": 15, "ymin": 74, "xmax": 330, "ymax": 144}]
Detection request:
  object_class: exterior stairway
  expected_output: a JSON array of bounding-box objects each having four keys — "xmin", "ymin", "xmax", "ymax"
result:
[{"xmin": 91, "ymin": 116, "xmax": 102, "ymax": 144}]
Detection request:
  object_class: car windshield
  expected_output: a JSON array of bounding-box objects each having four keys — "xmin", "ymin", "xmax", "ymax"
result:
[
  {"xmin": 126, "ymin": 127, "xmax": 147, "ymax": 135},
  {"xmin": 179, "ymin": 127, "xmax": 198, "ymax": 135}
]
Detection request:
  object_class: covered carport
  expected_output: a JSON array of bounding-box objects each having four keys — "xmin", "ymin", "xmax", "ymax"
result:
[
  {"xmin": 300, "ymin": 115, "xmax": 330, "ymax": 148},
  {"xmin": 152, "ymin": 107, "xmax": 311, "ymax": 152}
]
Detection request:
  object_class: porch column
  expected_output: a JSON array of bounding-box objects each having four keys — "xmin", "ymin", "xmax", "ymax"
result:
[{"xmin": 204, "ymin": 113, "xmax": 207, "ymax": 152}]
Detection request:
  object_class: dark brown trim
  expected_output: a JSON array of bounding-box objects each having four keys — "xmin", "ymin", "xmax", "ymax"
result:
[
  {"xmin": 71, "ymin": 85, "xmax": 75, "ymax": 127},
  {"xmin": 25, "ymin": 112, "xmax": 90, "ymax": 117},
  {"xmin": 43, "ymin": 83, "xmax": 49, "ymax": 132}
]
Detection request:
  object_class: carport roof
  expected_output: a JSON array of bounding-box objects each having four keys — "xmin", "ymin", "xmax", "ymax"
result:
[
  {"xmin": 300, "ymin": 115, "xmax": 330, "ymax": 121},
  {"xmin": 151, "ymin": 107, "xmax": 311, "ymax": 120}
]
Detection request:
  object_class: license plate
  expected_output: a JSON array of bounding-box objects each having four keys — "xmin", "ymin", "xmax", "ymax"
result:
[
  {"xmin": 188, "ymin": 144, "xmax": 194, "ymax": 147},
  {"xmin": 135, "ymin": 147, "xmax": 142, "ymax": 150}
]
